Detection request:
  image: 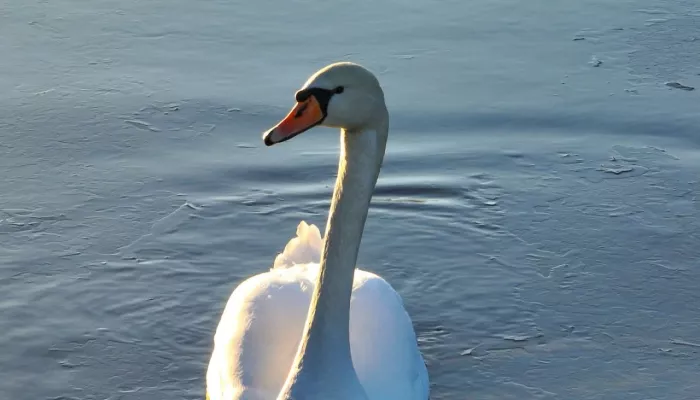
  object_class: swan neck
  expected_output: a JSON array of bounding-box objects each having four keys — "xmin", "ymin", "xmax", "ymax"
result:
[
  {"xmin": 283, "ymin": 125, "xmax": 387, "ymax": 396},
  {"xmin": 309, "ymin": 126, "xmax": 385, "ymax": 355}
]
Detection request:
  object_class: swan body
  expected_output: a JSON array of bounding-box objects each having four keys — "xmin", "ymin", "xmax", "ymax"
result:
[
  {"xmin": 206, "ymin": 222, "xmax": 429, "ymax": 400},
  {"xmin": 206, "ymin": 62, "xmax": 429, "ymax": 400}
]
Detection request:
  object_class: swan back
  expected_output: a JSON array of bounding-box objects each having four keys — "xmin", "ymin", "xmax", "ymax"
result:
[{"xmin": 273, "ymin": 221, "xmax": 323, "ymax": 269}]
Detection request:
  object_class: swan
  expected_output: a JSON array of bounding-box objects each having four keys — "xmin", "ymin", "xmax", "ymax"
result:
[{"xmin": 206, "ymin": 62, "xmax": 429, "ymax": 400}]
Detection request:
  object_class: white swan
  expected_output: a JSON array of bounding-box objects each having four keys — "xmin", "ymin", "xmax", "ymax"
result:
[{"xmin": 206, "ymin": 62, "xmax": 429, "ymax": 400}]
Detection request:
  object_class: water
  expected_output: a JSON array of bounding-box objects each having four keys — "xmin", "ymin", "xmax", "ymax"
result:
[{"xmin": 2, "ymin": 0, "xmax": 700, "ymax": 399}]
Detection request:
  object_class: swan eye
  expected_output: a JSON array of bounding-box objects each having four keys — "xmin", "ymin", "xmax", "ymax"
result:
[
  {"xmin": 295, "ymin": 90, "xmax": 310, "ymax": 102},
  {"xmin": 334, "ymin": 86, "xmax": 344, "ymax": 94}
]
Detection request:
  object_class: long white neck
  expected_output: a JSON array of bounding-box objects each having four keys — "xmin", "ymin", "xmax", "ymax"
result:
[{"xmin": 279, "ymin": 122, "xmax": 388, "ymax": 399}]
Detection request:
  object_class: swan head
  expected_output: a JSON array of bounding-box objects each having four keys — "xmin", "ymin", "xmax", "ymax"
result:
[{"xmin": 263, "ymin": 62, "xmax": 387, "ymax": 146}]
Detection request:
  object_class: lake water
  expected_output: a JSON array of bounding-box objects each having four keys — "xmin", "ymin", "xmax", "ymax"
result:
[{"xmin": 2, "ymin": 0, "xmax": 700, "ymax": 399}]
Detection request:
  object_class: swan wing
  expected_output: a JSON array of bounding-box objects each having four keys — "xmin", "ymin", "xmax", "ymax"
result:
[
  {"xmin": 206, "ymin": 267, "xmax": 318, "ymax": 398},
  {"xmin": 349, "ymin": 272, "xmax": 430, "ymax": 400}
]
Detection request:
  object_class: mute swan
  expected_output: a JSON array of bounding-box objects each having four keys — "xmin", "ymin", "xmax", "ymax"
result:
[{"xmin": 206, "ymin": 62, "xmax": 429, "ymax": 400}]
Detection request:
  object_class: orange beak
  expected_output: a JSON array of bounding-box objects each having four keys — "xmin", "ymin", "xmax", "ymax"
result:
[{"xmin": 263, "ymin": 96, "xmax": 325, "ymax": 146}]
